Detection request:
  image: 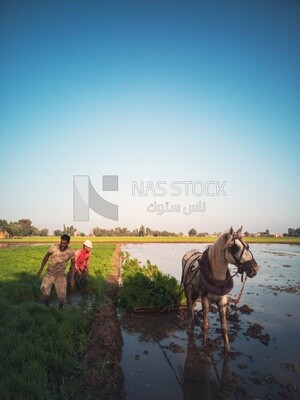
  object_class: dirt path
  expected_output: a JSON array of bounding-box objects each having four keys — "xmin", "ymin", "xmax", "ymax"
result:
[{"xmin": 80, "ymin": 244, "xmax": 125, "ymax": 400}]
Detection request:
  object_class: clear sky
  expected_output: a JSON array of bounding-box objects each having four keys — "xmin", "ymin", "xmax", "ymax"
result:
[{"xmin": 0, "ymin": 0, "xmax": 299, "ymax": 235}]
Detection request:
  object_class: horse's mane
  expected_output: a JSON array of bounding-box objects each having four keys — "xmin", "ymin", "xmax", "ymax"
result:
[
  {"xmin": 211, "ymin": 232, "xmax": 228, "ymax": 252},
  {"xmin": 208, "ymin": 232, "xmax": 229, "ymax": 279}
]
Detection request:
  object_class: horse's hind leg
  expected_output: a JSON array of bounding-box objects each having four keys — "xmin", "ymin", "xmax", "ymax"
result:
[
  {"xmin": 202, "ymin": 295, "xmax": 211, "ymax": 347},
  {"xmin": 217, "ymin": 296, "xmax": 230, "ymax": 352},
  {"xmin": 186, "ymin": 292, "xmax": 196, "ymax": 333}
]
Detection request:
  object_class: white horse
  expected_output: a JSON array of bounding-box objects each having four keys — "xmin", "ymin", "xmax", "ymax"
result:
[{"xmin": 181, "ymin": 226, "xmax": 258, "ymax": 352}]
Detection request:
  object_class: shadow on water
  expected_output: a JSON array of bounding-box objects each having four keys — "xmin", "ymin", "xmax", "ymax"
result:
[
  {"xmin": 120, "ymin": 296, "xmax": 299, "ymax": 399},
  {"xmin": 119, "ymin": 309, "xmax": 245, "ymax": 400},
  {"xmin": 182, "ymin": 333, "xmax": 230, "ymax": 400}
]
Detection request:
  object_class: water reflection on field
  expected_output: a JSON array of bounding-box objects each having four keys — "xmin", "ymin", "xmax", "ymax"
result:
[{"xmin": 120, "ymin": 244, "xmax": 300, "ymax": 400}]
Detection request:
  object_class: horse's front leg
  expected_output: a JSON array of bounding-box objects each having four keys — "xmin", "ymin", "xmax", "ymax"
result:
[
  {"xmin": 217, "ymin": 295, "xmax": 230, "ymax": 352},
  {"xmin": 202, "ymin": 294, "xmax": 210, "ymax": 347}
]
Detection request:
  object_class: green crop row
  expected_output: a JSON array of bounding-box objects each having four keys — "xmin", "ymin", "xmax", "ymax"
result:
[{"xmin": 0, "ymin": 244, "xmax": 116, "ymax": 400}]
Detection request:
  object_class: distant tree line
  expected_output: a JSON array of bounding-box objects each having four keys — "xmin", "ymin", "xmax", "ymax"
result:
[
  {"xmin": 53, "ymin": 225, "xmax": 78, "ymax": 237},
  {"xmin": 284, "ymin": 227, "xmax": 300, "ymax": 237},
  {"xmin": 188, "ymin": 228, "xmax": 209, "ymax": 237},
  {"xmin": 92, "ymin": 225, "xmax": 180, "ymax": 237},
  {"xmin": 243, "ymin": 228, "xmax": 300, "ymax": 238},
  {"xmin": 1, "ymin": 218, "xmax": 299, "ymax": 238},
  {"xmin": 0, "ymin": 220, "xmax": 180, "ymax": 237},
  {"xmin": 0, "ymin": 219, "xmax": 49, "ymax": 237}
]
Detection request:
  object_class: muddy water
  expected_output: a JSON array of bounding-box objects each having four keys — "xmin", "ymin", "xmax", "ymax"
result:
[{"xmin": 120, "ymin": 244, "xmax": 300, "ymax": 400}]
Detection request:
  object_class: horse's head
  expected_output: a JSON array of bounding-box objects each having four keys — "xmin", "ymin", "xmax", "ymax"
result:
[{"xmin": 224, "ymin": 226, "xmax": 259, "ymax": 278}]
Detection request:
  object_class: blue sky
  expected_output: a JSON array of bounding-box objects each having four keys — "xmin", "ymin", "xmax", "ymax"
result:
[{"xmin": 0, "ymin": 0, "xmax": 299, "ymax": 235}]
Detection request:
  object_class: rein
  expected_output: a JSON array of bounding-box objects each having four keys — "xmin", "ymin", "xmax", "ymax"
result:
[{"xmin": 232, "ymin": 276, "xmax": 247, "ymax": 305}]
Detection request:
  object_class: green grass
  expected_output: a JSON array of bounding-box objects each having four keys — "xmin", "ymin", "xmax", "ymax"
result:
[
  {"xmin": 0, "ymin": 244, "xmax": 116, "ymax": 400},
  {"xmin": 1, "ymin": 235, "xmax": 300, "ymax": 244}
]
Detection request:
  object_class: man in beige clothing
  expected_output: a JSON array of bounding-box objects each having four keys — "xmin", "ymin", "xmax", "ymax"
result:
[{"xmin": 37, "ymin": 234, "xmax": 75, "ymax": 309}]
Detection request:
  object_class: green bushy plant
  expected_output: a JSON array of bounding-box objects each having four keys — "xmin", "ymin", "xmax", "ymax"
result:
[{"xmin": 119, "ymin": 256, "xmax": 183, "ymax": 311}]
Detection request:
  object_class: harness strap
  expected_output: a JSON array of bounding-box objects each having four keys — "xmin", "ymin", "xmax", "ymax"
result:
[
  {"xmin": 199, "ymin": 266, "xmax": 234, "ymax": 296},
  {"xmin": 181, "ymin": 251, "xmax": 203, "ymax": 288},
  {"xmin": 182, "ymin": 247, "xmax": 235, "ymax": 297}
]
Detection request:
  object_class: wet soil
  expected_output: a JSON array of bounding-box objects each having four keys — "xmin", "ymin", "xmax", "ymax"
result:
[{"xmin": 80, "ymin": 244, "xmax": 125, "ymax": 400}]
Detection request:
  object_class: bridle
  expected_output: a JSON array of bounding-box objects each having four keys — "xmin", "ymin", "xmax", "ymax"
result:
[{"xmin": 227, "ymin": 235, "xmax": 258, "ymax": 278}]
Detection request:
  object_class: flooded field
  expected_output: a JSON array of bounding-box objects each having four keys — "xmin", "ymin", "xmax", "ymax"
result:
[{"xmin": 120, "ymin": 243, "xmax": 300, "ymax": 399}]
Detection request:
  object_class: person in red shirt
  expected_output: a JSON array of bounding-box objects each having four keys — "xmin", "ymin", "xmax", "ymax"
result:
[{"xmin": 68, "ymin": 239, "xmax": 92, "ymax": 295}]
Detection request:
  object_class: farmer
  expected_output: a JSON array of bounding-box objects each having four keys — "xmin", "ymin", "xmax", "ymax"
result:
[
  {"xmin": 37, "ymin": 234, "xmax": 75, "ymax": 309},
  {"xmin": 68, "ymin": 239, "xmax": 93, "ymax": 295}
]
